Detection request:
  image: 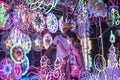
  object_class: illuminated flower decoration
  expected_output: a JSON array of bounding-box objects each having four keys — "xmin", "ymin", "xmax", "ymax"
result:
[
  {"xmin": 10, "ymin": 44, "xmax": 26, "ymax": 64},
  {"xmin": 107, "ymin": 5, "xmax": 120, "ymax": 27},
  {"xmin": 46, "ymin": 12, "xmax": 58, "ymax": 33},
  {"xmin": 20, "ymin": 57, "xmax": 29, "ymax": 76},
  {"xmin": 13, "ymin": 63, "xmax": 22, "ymax": 79},
  {"xmin": 43, "ymin": 32, "xmax": 53, "ymax": 50},
  {"xmin": 0, "ymin": 58, "xmax": 13, "ymax": 80},
  {"xmin": 32, "ymin": 12, "xmax": 45, "ymax": 33},
  {"xmin": 0, "ymin": 1, "xmax": 11, "ymax": 30},
  {"xmin": 10, "ymin": 28, "xmax": 32, "ymax": 53},
  {"xmin": 25, "ymin": 0, "xmax": 59, "ymax": 14},
  {"xmin": 1, "ymin": 32, "xmax": 13, "ymax": 54},
  {"xmin": 32, "ymin": 33, "xmax": 43, "ymax": 52}
]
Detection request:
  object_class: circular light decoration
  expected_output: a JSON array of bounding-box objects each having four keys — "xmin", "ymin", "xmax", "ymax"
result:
[
  {"xmin": 0, "ymin": 1, "xmax": 11, "ymax": 30},
  {"xmin": 43, "ymin": 32, "xmax": 53, "ymax": 50},
  {"xmin": 25, "ymin": 0, "xmax": 59, "ymax": 14},
  {"xmin": 10, "ymin": 44, "xmax": 26, "ymax": 64},
  {"xmin": 107, "ymin": 5, "xmax": 120, "ymax": 27},
  {"xmin": 0, "ymin": 58, "xmax": 13, "ymax": 80},
  {"xmin": 32, "ymin": 12, "xmax": 45, "ymax": 33},
  {"xmin": 20, "ymin": 57, "xmax": 29, "ymax": 76},
  {"xmin": 94, "ymin": 54, "xmax": 106, "ymax": 72},
  {"xmin": 32, "ymin": 33, "xmax": 43, "ymax": 52},
  {"xmin": 46, "ymin": 12, "xmax": 58, "ymax": 33},
  {"xmin": 13, "ymin": 63, "xmax": 22, "ymax": 79},
  {"xmin": 1, "ymin": 32, "xmax": 13, "ymax": 54},
  {"xmin": 10, "ymin": 28, "xmax": 32, "ymax": 54}
]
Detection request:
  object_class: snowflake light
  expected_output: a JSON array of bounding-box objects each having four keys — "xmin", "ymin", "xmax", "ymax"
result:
[
  {"xmin": 46, "ymin": 13, "xmax": 58, "ymax": 33},
  {"xmin": 32, "ymin": 12, "xmax": 45, "ymax": 33},
  {"xmin": 0, "ymin": 58, "xmax": 13, "ymax": 80}
]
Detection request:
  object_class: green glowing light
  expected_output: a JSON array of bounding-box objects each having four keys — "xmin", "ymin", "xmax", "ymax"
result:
[
  {"xmin": 0, "ymin": 3, "xmax": 9, "ymax": 28},
  {"xmin": 10, "ymin": 44, "xmax": 27, "ymax": 64}
]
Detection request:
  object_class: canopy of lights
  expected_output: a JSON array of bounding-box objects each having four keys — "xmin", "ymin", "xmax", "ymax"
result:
[{"xmin": 0, "ymin": 0, "xmax": 120, "ymax": 80}]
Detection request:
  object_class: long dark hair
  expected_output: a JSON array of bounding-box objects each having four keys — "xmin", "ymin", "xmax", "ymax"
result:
[{"xmin": 66, "ymin": 30, "xmax": 79, "ymax": 42}]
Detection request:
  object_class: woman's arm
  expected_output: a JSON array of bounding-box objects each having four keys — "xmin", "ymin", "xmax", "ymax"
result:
[{"xmin": 70, "ymin": 44, "xmax": 79, "ymax": 56}]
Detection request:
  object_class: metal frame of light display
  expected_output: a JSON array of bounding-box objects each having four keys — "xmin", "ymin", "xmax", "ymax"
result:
[
  {"xmin": 46, "ymin": 12, "xmax": 58, "ymax": 33},
  {"xmin": 25, "ymin": 0, "xmax": 59, "ymax": 14},
  {"xmin": 10, "ymin": 44, "xmax": 27, "ymax": 64},
  {"xmin": 20, "ymin": 57, "xmax": 29, "ymax": 76},
  {"xmin": 32, "ymin": 12, "xmax": 45, "ymax": 33},
  {"xmin": 32, "ymin": 33, "xmax": 43, "ymax": 52},
  {"xmin": 0, "ymin": 58, "xmax": 13, "ymax": 80}
]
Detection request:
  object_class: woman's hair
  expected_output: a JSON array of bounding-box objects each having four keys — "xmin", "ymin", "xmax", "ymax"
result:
[{"xmin": 66, "ymin": 30, "xmax": 77, "ymax": 41}]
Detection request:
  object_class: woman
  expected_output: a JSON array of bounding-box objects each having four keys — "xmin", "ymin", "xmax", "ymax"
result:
[{"xmin": 66, "ymin": 31, "xmax": 85, "ymax": 80}]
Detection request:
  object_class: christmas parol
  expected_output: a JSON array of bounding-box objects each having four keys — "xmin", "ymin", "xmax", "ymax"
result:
[
  {"xmin": 46, "ymin": 12, "xmax": 58, "ymax": 33},
  {"xmin": 32, "ymin": 12, "xmax": 45, "ymax": 33},
  {"xmin": 10, "ymin": 44, "xmax": 27, "ymax": 64},
  {"xmin": 10, "ymin": 28, "xmax": 32, "ymax": 54},
  {"xmin": 1, "ymin": 32, "xmax": 13, "ymax": 54},
  {"xmin": 31, "ymin": 33, "xmax": 43, "ymax": 52},
  {"xmin": 0, "ymin": 58, "xmax": 13, "ymax": 80}
]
